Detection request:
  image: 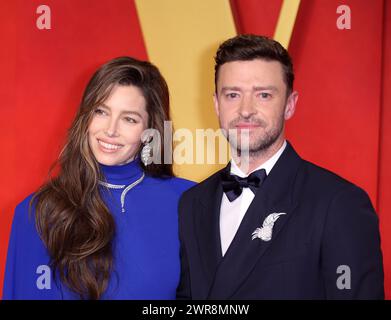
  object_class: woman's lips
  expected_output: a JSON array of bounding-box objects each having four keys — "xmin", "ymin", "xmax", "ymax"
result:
[{"xmin": 97, "ymin": 139, "xmax": 123, "ymax": 152}]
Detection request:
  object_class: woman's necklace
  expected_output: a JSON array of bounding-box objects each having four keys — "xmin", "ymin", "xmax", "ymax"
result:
[{"xmin": 99, "ymin": 172, "xmax": 145, "ymax": 213}]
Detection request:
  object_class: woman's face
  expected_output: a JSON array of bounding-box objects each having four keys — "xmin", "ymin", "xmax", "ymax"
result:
[{"xmin": 88, "ymin": 84, "xmax": 149, "ymax": 166}]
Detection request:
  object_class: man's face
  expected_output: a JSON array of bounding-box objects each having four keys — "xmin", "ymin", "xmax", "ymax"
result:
[{"xmin": 214, "ymin": 59, "xmax": 297, "ymax": 155}]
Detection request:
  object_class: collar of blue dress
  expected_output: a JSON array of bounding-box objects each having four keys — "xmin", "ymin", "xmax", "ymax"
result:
[{"xmin": 99, "ymin": 157, "xmax": 143, "ymax": 186}]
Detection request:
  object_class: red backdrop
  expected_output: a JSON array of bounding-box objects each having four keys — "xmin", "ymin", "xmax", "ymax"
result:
[{"xmin": 1, "ymin": 0, "xmax": 390, "ymax": 298}]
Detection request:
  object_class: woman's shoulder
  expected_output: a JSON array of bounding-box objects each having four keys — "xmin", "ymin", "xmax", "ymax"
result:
[
  {"xmin": 16, "ymin": 193, "xmax": 35, "ymax": 207},
  {"xmin": 11, "ymin": 193, "xmax": 38, "ymax": 231},
  {"xmin": 145, "ymin": 176, "xmax": 196, "ymax": 194}
]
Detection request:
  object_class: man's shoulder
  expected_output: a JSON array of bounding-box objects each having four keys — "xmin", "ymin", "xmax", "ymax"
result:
[
  {"xmin": 276, "ymin": 141, "xmax": 365, "ymax": 199},
  {"xmin": 300, "ymin": 159, "xmax": 369, "ymax": 199}
]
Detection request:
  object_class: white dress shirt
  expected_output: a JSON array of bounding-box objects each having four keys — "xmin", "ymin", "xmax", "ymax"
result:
[{"xmin": 219, "ymin": 140, "xmax": 287, "ymax": 256}]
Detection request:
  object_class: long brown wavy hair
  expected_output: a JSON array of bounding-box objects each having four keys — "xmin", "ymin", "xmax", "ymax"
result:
[{"xmin": 31, "ymin": 57, "xmax": 173, "ymax": 299}]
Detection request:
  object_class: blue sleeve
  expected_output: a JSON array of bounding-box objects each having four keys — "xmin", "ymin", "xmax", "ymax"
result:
[
  {"xmin": 2, "ymin": 195, "xmax": 68, "ymax": 300},
  {"xmin": 2, "ymin": 205, "xmax": 19, "ymax": 299}
]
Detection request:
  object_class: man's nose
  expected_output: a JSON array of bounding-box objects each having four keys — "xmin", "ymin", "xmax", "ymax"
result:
[{"xmin": 239, "ymin": 96, "xmax": 257, "ymax": 118}]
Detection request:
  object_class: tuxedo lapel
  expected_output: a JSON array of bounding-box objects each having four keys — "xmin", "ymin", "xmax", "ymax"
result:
[
  {"xmin": 194, "ymin": 171, "xmax": 225, "ymax": 289},
  {"xmin": 207, "ymin": 142, "xmax": 303, "ymax": 299}
]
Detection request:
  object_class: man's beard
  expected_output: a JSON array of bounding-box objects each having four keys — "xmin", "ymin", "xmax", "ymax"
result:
[{"xmin": 225, "ymin": 115, "xmax": 284, "ymax": 157}]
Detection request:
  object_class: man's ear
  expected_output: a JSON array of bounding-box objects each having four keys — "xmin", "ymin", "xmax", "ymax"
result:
[
  {"xmin": 213, "ymin": 92, "xmax": 220, "ymax": 117},
  {"xmin": 284, "ymin": 91, "xmax": 298, "ymax": 120}
]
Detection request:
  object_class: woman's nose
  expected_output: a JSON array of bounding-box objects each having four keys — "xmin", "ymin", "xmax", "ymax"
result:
[{"xmin": 104, "ymin": 118, "xmax": 119, "ymax": 137}]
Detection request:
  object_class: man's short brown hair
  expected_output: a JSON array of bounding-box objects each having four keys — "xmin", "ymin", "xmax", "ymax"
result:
[{"xmin": 214, "ymin": 34, "xmax": 294, "ymax": 96}]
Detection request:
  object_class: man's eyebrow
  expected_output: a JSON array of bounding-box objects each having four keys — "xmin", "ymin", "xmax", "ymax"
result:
[
  {"xmin": 221, "ymin": 86, "xmax": 242, "ymax": 92},
  {"xmin": 220, "ymin": 86, "xmax": 279, "ymax": 93},
  {"xmin": 253, "ymin": 86, "xmax": 279, "ymax": 92}
]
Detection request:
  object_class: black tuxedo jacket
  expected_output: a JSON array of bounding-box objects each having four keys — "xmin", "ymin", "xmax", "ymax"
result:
[{"xmin": 177, "ymin": 142, "xmax": 384, "ymax": 299}]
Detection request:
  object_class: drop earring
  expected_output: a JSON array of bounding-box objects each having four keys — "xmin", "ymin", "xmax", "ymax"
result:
[{"xmin": 141, "ymin": 135, "xmax": 153, "ymax": 166}]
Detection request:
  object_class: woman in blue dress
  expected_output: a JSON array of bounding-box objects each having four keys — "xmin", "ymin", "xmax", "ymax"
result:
[{"xmin": 3, "ymin": 57, "xmax": 195, "ymax": 300}]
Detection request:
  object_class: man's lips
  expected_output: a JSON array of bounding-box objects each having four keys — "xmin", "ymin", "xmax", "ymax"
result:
[{"xmin": 235, "ymin": 123, "xmax": 261, "ymax": 129}]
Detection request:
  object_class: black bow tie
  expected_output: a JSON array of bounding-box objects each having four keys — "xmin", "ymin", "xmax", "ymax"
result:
[{"xmin": 221, "ymin": 166, "xmax": 267, "ymax": 202}]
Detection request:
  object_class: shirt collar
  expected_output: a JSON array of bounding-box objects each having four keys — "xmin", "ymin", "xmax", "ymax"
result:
[{"xmin": 230, "ymin": 140, "xmax": 287, "ymax": 177}]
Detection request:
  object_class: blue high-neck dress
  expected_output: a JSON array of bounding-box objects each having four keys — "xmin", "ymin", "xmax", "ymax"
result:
[{"xmin": 3, "ymin": 159, "xmax": 195, "ymax": 299}]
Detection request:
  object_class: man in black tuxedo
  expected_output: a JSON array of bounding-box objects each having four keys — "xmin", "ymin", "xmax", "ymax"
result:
[{"xmin": 177, "ymin": 34, "xmax": 384, "ymax": 299}]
